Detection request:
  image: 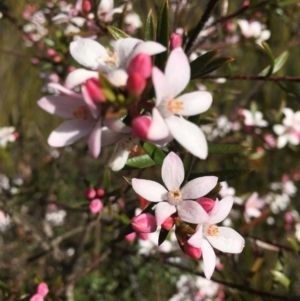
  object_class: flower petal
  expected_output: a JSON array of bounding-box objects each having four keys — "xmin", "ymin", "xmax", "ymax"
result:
[
  {"xmin": 177, "ymin": 91, "xmax": 212, "ymax": 116},
  {"xmin": 165, "ymin": 48, "xmax": 190, "ymax": 97},
  {"xmin": 88, "ymin": 118, "xmax": 102, "ymax": 158},
  {"xmin": 161, "ymin": 152, "xmax": 184, "ymax": 191},
  {"xmin": 206, "ymin": 227, "xmax": 245, "ymax": 253},
  {"xmin": 132, "ymin": 179, "xmax": 168, "ymax": 202},
  {"xmin": 101, "ymin": 127, "xmax": 122, "ymax": 146},
  {"xmin": 202, "ymin": 239, "xmax": 216, "ymax": 279},
  {"xmin": 114, "ymin": 38, "xmax": 141, "ymax": 67},
  {"xmin": 70, "ymin": 39, "xmax": 108, "ymax": 70},
  {"xmin": 165, "ymin": 116, "xmax": 208, "ymax": 159},
  {"xmin": 130, "ymin": 41, "xmax": 166, "ymax": 63},
  {"xmin": 104, "ymin": 118, "xmax": 131, "ymax": 134},
  {"xmin": 147, "ymin": 108, "xmax": 170, "ymax": 141},
  {"xmin": 178, "ymin": 200, "xmax": 209, "ymax": 224},
  {"xmin": 152, "ymin": 67, "xmax": 169, "ymax": 106},
  {"xmin": 108, "ymin": 145, "xmax": 130, "ymax": 171},
  {"xmin": 81, "ymin": 85, "xmax": 100, "ymax": 119},
  {"xmin": 37, "ymin": 96, "xmax": 86, "ymax": 118},
  {"xmin": 182, "ymin": 176, "xmax": 218, "ymax": 200},
  {"xmin": 48, "ymin": 119, "xmax": 94, "ymax": 147},
  {"xmin": 188, "ymin": 224, "xmax": 203, "ymax": 248},
  {"xmin": 209, "ymin": 196, "xmax": 234, "ymax": 224},
  {"xmin": 47, "ymin": 83, "xmax": 81, "ymax": 97},
  {"xmin": 155, "ymin": 202, "xmax": 176, "ymax": 225},
  {"xmin": 107, "ymin": 69, "xmax": 128, "ymax": 87},
  {"xmin": 65, "ymin": 69, "xmax": 98, "ymax": 89}
]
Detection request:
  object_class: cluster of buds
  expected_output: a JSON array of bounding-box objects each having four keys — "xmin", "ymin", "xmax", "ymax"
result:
[{"xmin": 85, "ymin": 188, "xmax": 105, "ymax": 214}]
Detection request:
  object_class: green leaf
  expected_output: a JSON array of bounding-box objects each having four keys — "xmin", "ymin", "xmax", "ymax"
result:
[
  {"xmin": 270, "ymin": 270, "xmax": 290, "ymax": 290},
  {"xmin": 158, "ymin": 228, "xmax": 169, "ymax": 246},
  {"xmin": 144, "ymin": 9, "xmax": 155, "ymax": 41},
  {"xmin": 142, "ymin": 142, "xmax": 166, "ymax": 166},
  {"xmin": 259, "ymin": 51, "xmax": 289, "ymax": 76},
  {"xmin": 107, "ymin": 26, "xmax": 129, "ymax": 40},
  {"xmin": 259, "ymin": 42, "xmax": 274, "ymax": 77},
  {"xmin": 208, "ymin": 143, "xmax": 250, "ymax": 154},
  {"xmin": 126, "ymin": 154, "xmax": 156, "ymax": 169},
  {"xmin": 118, "ymin": 223, "xmax": 134, "ymax": 238},
  {"xmin": 194, "ymin": 57, "xmax": 234, "ymax": 77},
  {"xmin": 278, "ymin": 0, "xmax": 300, "ymax": 7},
  {"xmin": 277, "ymin": 83, "xmax": 300, "ymax": 103},
  {"xmin": 190, "ymin": 50, "xmax": 220, "ymax": 79},
  {"xmin": 188, "ymin": 169, "xmax": 252, "ymax": 182},
  {"xmin": 123, "ymin": 176, "xmax": 132, "ymax": 185},
  {"xmin": 287, "ymin": 236, "xmax": 299, "ymax": 252},
  {"xmin": 155, "ymin": 0, "xmax": 169, "ymax": 70}
]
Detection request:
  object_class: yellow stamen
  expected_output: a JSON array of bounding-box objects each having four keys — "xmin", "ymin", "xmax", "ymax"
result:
[{"xmin": 167, "ymin": 99, "xmax": 184, "ymax": 114}]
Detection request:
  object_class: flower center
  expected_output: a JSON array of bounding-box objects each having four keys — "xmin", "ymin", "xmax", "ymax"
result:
[
  {"xmin": 205, "ymin": 224, "xmax": 219, "ymax": 237},
  {"xmin": 167, "ymin": 98, "xmax": 184, "ymax": 114},
  {"xmin": 167, "ymin": 189, "xmax": 183, "ymax": 206},
  {"xmin": 73, "ymin": 106, "xmax": 89, "ymax": 120},
  {"xmin": 98, "ymin": 49, "xmax": 119, "ymax": 70}
]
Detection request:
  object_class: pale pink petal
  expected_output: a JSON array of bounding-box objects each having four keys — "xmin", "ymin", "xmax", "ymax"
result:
[
  {"xmin": 182, "ymin": 176, "xmax": 218, "ymax": 200},
  {"xmin": 152, "ymin": 67, "xmax": 169, "ymax": 106},
  {"xmin": 277, "ymin": 135, "xmax": 288, "ymax": 148},
  {"xmin": 65, "ymin": 69, "xmax": 98, "ymax": 89},
  {"xmin": 188, "ymin": 224, "xmax": 203, "ymax": 248},
  {"xmin": 48, "ymin": 120, "xmax": 94, "ymax": 147},
  {"xmin": 104, "ymin": 118, "xmax": 131, "ymax": 134},
  {"xmin": 206, "ymin": 227, "xmax": 245, "ymax": 253},
  {"xmin": 273, "ymin": 124, "xmax": 285, "ymax": 136},
  {"xmin": 109, "ymin": 147, "xmax": 130, "ymax": 171},
  {"xmin": 88, "ymin": 118, "xmax": 102, "ymax": 158},
  {"xmin": 147, "ymin": 108, "xmax": 170, "ymax": 141},
  {"xmin": 130, "ymin": 41, "xmax": 166, "ymax": 63},
  {"xmin": 177, "ymin": 91, "xmax": 212, "ymax": 116},
  {"xmin": 178, "ymin": 201, "xmax": 209, "ymax": 224},
  {"xmin": 208, "ymin": 196, "xmax": 234, "ymax": 224},
  {"xmin": 165, "ymin": 48, "xmax": 190, "ymax": 98},
  {"xmin": 30, "ymin": 294, "xmax": 43, "ymax": 301},
  {"xmin": 165, "ymin": 116, "xmax": 208, "ymax": 159},
  {"xmin": 132, "ymin": 179, "xmax": 167, "ymax": 202},
  {"xmin": 107, "ymin": 69, "xmax": 128, "ymax": 87},
  {"xmin": 70, "ymin": 39, "xmax": 108, "ymax": 70},
  {"xmin": 101, "ymin": 128, "xmax": 122, "ymax": 146},
  {"xmin": 202, "ymin": 239, "xmax": 216, "ymax": 279},
  {"xmin": 47, "ymin": 83, "xmax": 81, "ymax": 97},
  {"xmin": 37, "ymin": 282, "xmax": 49, "ymax": 297},
  {"xmin": 81, "ymin": 85, "xmax": 100, "ymax": 119},
  {"xmin": 155, "ymin": 202, "xmax": 176, "ymax": 225},
  {"xmin": 162, "ymin": 152, "xmax": 184, "ymax": 191},
  {"xmin": 114, "ymin": 38, "xmax": 141, "ymax": 67},
  {"xmin": 37, "ymin": 96, "xmax": 86, "ymax": 118}
]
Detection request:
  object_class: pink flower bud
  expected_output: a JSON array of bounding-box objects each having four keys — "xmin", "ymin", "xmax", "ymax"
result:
[
  {"xmin": 184, "ymin": 242, "xmax": 202, "ymax": 259},
  {"xmin": 85, "ymin": 78, "xmax": 106, "ymax": 103},
  {"xmin": 125, "ymin": 232, "xmax": 136, "ymax": 241},
  {"xmin": 126, "ymin": 73, "xmax": 146, "ymax": 97},
  {"xmin": 47, "ymin": 48, "xmax": 56, "ymax": 56},
  {"xmin": 132, "ymin": 213, "xmax": 157, "ymax": 233},
  {"xmin": 170, "ymin": 33, "xmax": 182, "ymax": 50},
  {"xmin": 85, "ymin": 188, "xmax": 96, "ymax": 199},
  {"xmin": 132, "ymin": 116, "xmax": 151, "ymax": 140},
  {"xmin": 139, "ymin": 233, "xmax": 149, "ymax": 240},
  {"xmin": 127, "ymin": 54, "xmax": 152, "ymax": 78},
  {"xmin": 96, "ymin": 188, "xmax": 105, "ymax": 197},
  {"xmin": 37, "ymin": 282, "xmax": 49, "ymax": 297},
  {"xmin": 89, "ymin": 199, "xmax": 103, "ymax": 214},
  {"xmin": 196, "ymin": 197, "xmax": 215, "ymax": 213},
  {"xmin": 30, "ymin": 295, "xmax": 43, "ymax": 301},
  {"xmin": 82, "ymin": 0, "xmax": 92, "ymax": 12},
  {"xmin": 161, "ymin": 216, "xmax": 175, "ymax": 230}
]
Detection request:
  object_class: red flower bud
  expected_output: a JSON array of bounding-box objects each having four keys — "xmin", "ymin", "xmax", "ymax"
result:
[
  {"xmin": 125, "ymin": 232, "xmax": 136, "ymax": 241},
  {"xmin": 37, "ymin": 283, "xmax": 49, "ymax": 297},
  {"xmin": 184, "ymin": 242, "xmax": 202, "ymax": 259},
  {"xmin": 82, "ymin": 0, "xmax": 92, "ymax": 12},
  {"xmin": 85, "ymin": 78, "xmax": 106, "ymax": 103},
  {"xmin": 132, "ymin": 213, "xmax": 157, "ymax": 233},
  {"xmin": 170, "ymin": 33, "xmax": 182, "ymax": 50},
  {"xmin": 85, "ymin": 188, "xmax": 96, "ymax": 199},
  {"xmin": 96, "ymin": 188, "xmax": 105, "ymax": 197},
  {"xmin": 161, "ymin": 216, "xmax": 175, "ymax": 230},
  {"xmin": 127, "ymin": 54, "xmax": 152, "ymax": 78},
  {"xmin": 132, "ymin": 116, "xmax": 151, "ymax": 140},
  {"xmin": 196, "ymin": 197, "xmax": 215, "ymax": 213},
  {"xmin": 89, "ymin": 199, "xmax": 103, "ymax": 214},
  {"xmin": 126, "ymin": 73, "xmax": 146, "ymax": 97}
]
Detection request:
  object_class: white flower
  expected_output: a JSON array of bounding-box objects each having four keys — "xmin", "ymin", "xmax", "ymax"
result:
[
  {"xmin": 241, "ymin": 109, "xmax": 268, "ymax": 127},
  {"xmin": 132, "ymin": 152, "xmax": 218, "ymax": 225},
  {"xmin": 0, "ymin": 127, "xmax": 17, "ymax": 148},
  {"xmin": 244, "ymin": 192, "xmax": 265, "ymax": 221},
  {"xmin": 237, "ymin": 19, "xmax": 270, "ymax": 44}
]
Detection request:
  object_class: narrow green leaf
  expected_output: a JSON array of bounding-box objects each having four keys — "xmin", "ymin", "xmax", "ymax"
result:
[
  {"xmin": 107, "ymin": 26, "xmax": 129, "ymax": 40},
  {"xmin": 118, "ymin": 223, "xmax": 134, "ymax": 238},
  {"xmin": 287, "ymin": 237, "xmax": 299, "ymax": 252},
  {"xmin": 190, "ymin": 50, "xmax": 220, "ymax": 79},
  {"xmin": 126, "ymin": 154, "xmax": 156, "ymax": 169},
  {"xmin": 123, "ymin": 176, "xmax": 132, "ymax": 185},
  {"xmin": 259, "ymin": 51, "xmax": 289, "ymax": 76},
  {"xmin": 142, "ymin": 142, "xmax": 166, "ymax": 166},
  {"xmin": 155, "ymin": 0, "xmax": 169, "ymax": 70},
  {"xmin": 158, "ymin": 228, "xmax": 169, "ymax": 246},
  {"xmin": 270, "ymin": 270, "xmax": 290, "ymax": 289},
  {"xmin": 189, "ymin": 169, "xmax": 252, "ymax": 182},
  {"xmin": 144, "ymin": 9, "xmax": 155, "ymax": 41},
  {"xmin": 277, "ymin": 83, "xmax": 300, "ymax": 103},
  {"xmin": 194, "ymin": 57, "xmax": 235, "ymax": 77},
  {"xmin": 259, "ymin": 42, "xmax": 274, "ymax": 77},
  {"xmin": 208, "ymin": 143, "xmax": 250, "ymax": 154}
]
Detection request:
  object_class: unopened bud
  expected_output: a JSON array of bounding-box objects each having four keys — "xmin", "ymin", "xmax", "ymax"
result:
[
  {"xmin": 139, "ymin": 233, "xmax": 149, "ymax": 240},
  {"xmin": 170, "ymin": 33, "xmax": 182, "ymax": 50},
  {"xmin": 86, "ymin": 78, "xmax": 106, "ymax": 103},
  {"xmin": 30, "ymin": 295, "xmax": 43, "ymax": 301},
  {"xmin": 126, "ymin": 73, "xmax": 146, "ymax": 97},
  {"xmin": 85, "ymin": 188, "xmax": 96, "ymax": 199},
  {"xmin": 82, "ymin": 0, "xmax": 92, "ymax": 12},
  {"xmin": 127, "ymin": 54, "xmax": 152, "ymax": 78},
  {"xmin": 125, "ymin": 232, "xmax": 136, "ymax": 241},
  {"xmin": 96, "ymin": 188, "xmax": 105, "ymax": 197},
  {"xmin": 184, "ymin": 242, "xmax": 202, "ymax": 259},
  {"xmin": 161, "ymin": 216, "xmax": 175, "ymax": 230},
  {"xmin": 132, "ymin": 116, "xmax": 151, "ymax": 140},
  {"xmin": 132, "ymin": 213, "xmax": 157, "ymax": 233},
  {"xmin": 47, "ymin": 48, "xmax": 56, "ymax": 56},
  {"xmin": 196, "ymin": 197, "xmax": 215, "ymax": 213},
  {"xmin": 37, "ymin": 283, "xmax": 49, "ymax": 297},
  {"xmin": 89, "ymin": 199, "xmax": 103, "ymax": 214}
]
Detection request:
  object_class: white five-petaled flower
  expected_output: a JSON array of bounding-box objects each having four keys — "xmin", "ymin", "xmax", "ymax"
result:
[
  {"xmin": 241, "ymin": 109, "xmax": 268, "ymax": 127},
  {"xmin": 188, "ymin": 196, "xmax": 245, "ymax": 279},
  {"xmin": 148, "ymin": 47, "xmax": 213, "ymax": 159},
  {"xmin": 0, "ymin": 127, "xmax": 17, "ymax": 148},
  {"xmin": 132, "ymin": 152, "xmax": 218, "ymax": 225},
  {"xmin": 69, "ymin": 37, "xmax": 166, "ymax": 86}
]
